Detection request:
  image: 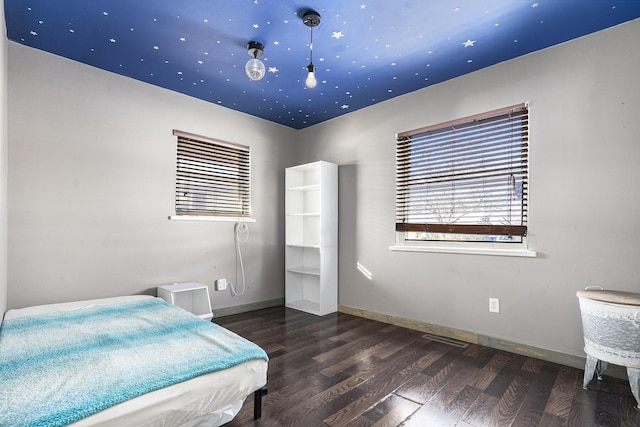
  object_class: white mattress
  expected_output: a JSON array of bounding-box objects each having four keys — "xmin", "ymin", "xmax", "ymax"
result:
[{"xmin": 4, "ymin": 296, "xmax": 267, "ymax": 427}]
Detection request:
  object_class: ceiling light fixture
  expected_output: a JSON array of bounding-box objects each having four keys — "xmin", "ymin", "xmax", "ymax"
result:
[
  {"xmin": 245, "ymin": 41, "xmax": 265, "ymax": 81},
  {"xmin": 302, "ymin": 10, "xmax": 321, "ymax": 89}
]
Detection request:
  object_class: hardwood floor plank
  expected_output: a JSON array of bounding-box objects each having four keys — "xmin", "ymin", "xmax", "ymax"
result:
[
  {"xmin": 373, "ymin": 329, "xmax": 423, "ymax": 360},
  {"xmin": 482, "ymin": 350, "xmax": 514, "ymax": 373},
  {"xmin": 511, "ymin": 364, "xmax": 561, "ymax": 426},
  {"xmin": 544, "ymin": 365, "xmax": 579, "ymax": 419},
  {"xmin": 410, "ymin": 359, "xmax": 469, "ymax": 404},
  {"xmin": 465, "ymin": 345, "xmax": 502, "ymax": 370},
  {"xmin": 485, "ymin": 370, "xmax": 535, "ymax": 426},
  {"xmin": 400, "ymin": 404, "xmax": 453, "ymax": 426},
  {"xmin": 463, "ymin": 343, "xmax": 483, "ymax": 358},
  {"xmin": 363, "ymin": 393, "xmax": 421, "ymax": 426},
  {"xmin": 392, "ymin": 348, "xmax": 450, "ymax": 404},
  {"xmin": 466, "ymin": 365, "xmax": 499, "ymax": 391},
  {"xmin": 317, "ymin": 317, "xmax": 370, "ymax": 340},
  {"xmin": 428, "ymin": 363, "xmax": 482, "ymax": 411},
  {"xmin": 404, "ymin": 384, "xmax": 483, "ymax": 426},
  {"xmin": 566, "ymin": 396, "xmax": 597, "ymax": 427},
  {"xmin": 441, "ymin": 384, "xmax": 483, "ymax": 421},
  {"xmin": 324, "ymin": 342, "xmax": 443, "ymax": 426},
  {"xmin": 537, "ymin": 412, "xmax": 566, "ymax": 427},
  {"xmin": 327, "ymin": 315, "xmax": 392, "ymax": 343},
  {"xmin": 320, "ymin": 331, "xmax": 419, "ymax": 377},
  {"xmin": 484, "ymin": 353, "xmax": 527, "ymax": 398},
  {"xmin": 342, "ymin": 415, "xmax": 375, "ymax": 427},
  {"xmin": 592, "ymin": 391, "xmax": 628, "ymax": 427},
  {"xmin": 420, "ymin": 344, "xmax": 459, "ymax": 376},
  {"xmin": 278, "ymin": 375, "xmax": 367, "ymax": 425},
  {"xmin": 314, "ymin": 323, "xmax": 393, "ymax": 364},
  {"xmin": 522, "ymin": 357, "xmax": 546, "ymax": 373},
  {"xmin": 315, "ymin": 386, "xmax": 370, "ymax": 422},
  {"xmin": 460, "ymin": 392, "xmax": 501, "ymax": 426}
]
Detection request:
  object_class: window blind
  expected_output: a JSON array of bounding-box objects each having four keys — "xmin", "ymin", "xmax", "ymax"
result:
[
  {"xmin": 174, "ymin": 130, "xmax": 251, "ymax": 217},
  {"xmin": 395, "ymin": 104, "xmax": 528, "ymax": 239}
]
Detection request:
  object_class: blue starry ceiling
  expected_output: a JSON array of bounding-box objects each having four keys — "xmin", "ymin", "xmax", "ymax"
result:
[{"xmin": 4, "ymin": 1, "xmax": 640, "ymax": 130}]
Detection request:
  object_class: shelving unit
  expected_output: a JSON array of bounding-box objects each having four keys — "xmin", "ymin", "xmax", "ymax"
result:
[{"xmin": 285, "ymin": 161, "xmax": 338, "ymax": 316}]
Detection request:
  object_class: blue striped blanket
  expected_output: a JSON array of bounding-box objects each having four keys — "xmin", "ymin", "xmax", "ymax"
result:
[{"xmin": 0, "ymin": 298, "xmax": 268, "ymax": 427}]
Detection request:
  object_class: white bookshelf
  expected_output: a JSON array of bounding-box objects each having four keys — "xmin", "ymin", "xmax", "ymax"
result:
[{"xmin": 285, "ymin": 161, "xmax": 338, "ymax": 316}]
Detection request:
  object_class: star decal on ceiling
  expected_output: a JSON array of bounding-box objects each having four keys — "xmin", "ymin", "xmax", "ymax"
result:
[
  {"xmin": 463, "ymin": 39, "xmax": 476, "ymax": 47},
  {"xmin": 268, "ymin": 67, "xmax": 278, "ymax": 73},
  {"xmin": 332, "ymin": 31, "xmax": 344, "ymax": 39},
  {"xmin": 341, "ymin": 104, "xmax": 349, "ymax": 109}
]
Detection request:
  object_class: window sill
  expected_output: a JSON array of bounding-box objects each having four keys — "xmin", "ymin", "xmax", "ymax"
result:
[
  {"xmin": 169, "ymin": 215, "xmax": 256, "ymax": 223},
  {"xmin": 388, "ymin": 245, "xmax": 537, "ymax": 258}
]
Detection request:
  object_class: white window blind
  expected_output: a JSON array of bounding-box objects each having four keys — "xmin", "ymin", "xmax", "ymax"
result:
[
  {"xmin": 174, "ymin": 130, "xmax": 251, "ymax": 217},
  {"xmin": 395, "ymin": 104, "xmax": 528, "ymax": 241}
]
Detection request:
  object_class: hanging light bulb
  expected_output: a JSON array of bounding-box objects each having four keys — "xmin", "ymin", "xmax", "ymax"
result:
[
  {"xmin": 245, "ymin": 41, "xmax": 265, "ymax": 81},
  {"xmin": 302, "ymin": 10, "xmax": 321, "ymax": 89},
  {"xmin": 305, "ymin": 64, "xmax": 317, "ymax": 88}
]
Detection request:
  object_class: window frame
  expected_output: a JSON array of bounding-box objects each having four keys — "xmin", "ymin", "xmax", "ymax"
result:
[
  {"xmin": 170, "ymin": 130, "xmax": 253, "ymax": 222},
  {"xmin": 392, "ymin": 104, "xmax": 534, "ymax": 256}
]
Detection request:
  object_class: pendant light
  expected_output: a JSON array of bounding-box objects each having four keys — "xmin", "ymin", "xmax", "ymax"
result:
[
  {"xmin": 302, "ymin": 10, "xmax": 321, "ymax": 89},
  {"xmin": 245, "ymin": 41, "xmax": 265, "ymax": 81}
]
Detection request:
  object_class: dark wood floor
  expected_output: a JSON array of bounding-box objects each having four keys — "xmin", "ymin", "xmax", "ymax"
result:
[{"xmin": 216, "ymin": 306, "xmax": 639, "ymax": 427}]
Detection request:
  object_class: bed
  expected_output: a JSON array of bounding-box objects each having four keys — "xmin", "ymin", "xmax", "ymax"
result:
[{"xmin": 0, "ymin": 295, "xmax": 268, "ymax": 427}]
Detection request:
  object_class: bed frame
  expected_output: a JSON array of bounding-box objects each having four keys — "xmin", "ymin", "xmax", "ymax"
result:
[{"xmin": 254, "ymin": 387, "xmax": 268, "ymax": 419}]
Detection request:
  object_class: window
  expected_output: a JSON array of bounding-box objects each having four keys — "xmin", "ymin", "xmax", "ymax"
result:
[
  {"xmin": 395, "ymin": 103, "xmax": 528, "ymax": 245},
  {"xmin": 173, "ymin": 130, "xmax": 251, "ymax": 218}
]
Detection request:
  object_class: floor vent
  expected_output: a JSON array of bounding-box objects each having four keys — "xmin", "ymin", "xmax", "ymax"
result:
[{"xmin": 422, "ymin": 333, "xmax": 469, "ymax": 348}]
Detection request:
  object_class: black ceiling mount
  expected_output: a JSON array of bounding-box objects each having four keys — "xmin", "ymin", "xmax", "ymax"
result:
[
  {"xmin": 247, "ymin": 41, "xmax": 264, "ymax": 58},
  {"xmin": 303, "ymin": 10, "xmax": 321, "ymax": 27}
]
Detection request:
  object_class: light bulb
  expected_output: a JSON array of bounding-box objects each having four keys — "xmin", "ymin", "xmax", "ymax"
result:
[
  {"xmin": 305, "ymin": 64, "xmax": 317, "ymax": 88},
  {"xmin": 305, "ymin": 71, "xmax": 317, "ymax": 88},
  {"xmin": 245, "ymin": 58, "xmax": 265, "ymax": 81}
]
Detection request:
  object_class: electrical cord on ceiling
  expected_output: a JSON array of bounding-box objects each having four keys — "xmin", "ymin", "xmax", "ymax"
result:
[{"xmin": 230, "ymin": 221, "xmax": 249, "ymax": 296}]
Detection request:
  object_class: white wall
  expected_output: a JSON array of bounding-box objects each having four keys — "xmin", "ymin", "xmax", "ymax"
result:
[
  {"xmin": 298, "ymin": 19, "xmax": 640, "ymax": 358},
  {"xmin": 0, "ymin": 5, "xmax": 8, "ymax": 318},
  {"xmin": 7, "ymin": 43, "xmax": 299, "ymax": 310}
]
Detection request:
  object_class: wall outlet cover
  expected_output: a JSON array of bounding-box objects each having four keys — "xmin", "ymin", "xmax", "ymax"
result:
[
  {"xmin": 489, "ymin": 298, "xmax": 500, "ymax": 313},
  {"xmin": 215, "ymin": 278, "xmax": 228, "ymax": 291}
]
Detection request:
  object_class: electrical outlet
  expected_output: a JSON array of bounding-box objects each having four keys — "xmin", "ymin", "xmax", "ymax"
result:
[
  {"xmin": 215, "ymin": 278, "xmax": 228, "ymax": 291},
  {"xmin": 489, "ymin": 298, "xmax": 500, "ymax": 313}
]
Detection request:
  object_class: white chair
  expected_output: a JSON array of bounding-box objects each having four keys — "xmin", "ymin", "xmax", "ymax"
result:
[{"xmin": 577, "ymin": 289, "xmax": 640, "ymax": 409}]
